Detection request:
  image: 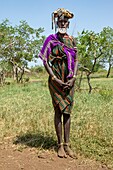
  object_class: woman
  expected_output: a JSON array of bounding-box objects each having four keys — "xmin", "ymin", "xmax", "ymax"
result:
[{"xmin": 39, "ymin": 8, "xmax": 78, "ymax": 158}]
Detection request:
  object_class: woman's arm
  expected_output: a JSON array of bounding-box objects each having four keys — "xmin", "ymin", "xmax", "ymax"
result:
[
  {"xmin": 44, "ymin": 62, "xmax": 55, "ymax": 79},
  {"xmin": 44, "ymin": 62, "xmax": 67, "ymax": 87},
  {"xmin": 64, "ymin": 58, "xmax": 78, "ymax": 90},
  {"xmin": 64, "ymin": 43, "xmax": 78, "ymax": 90}
]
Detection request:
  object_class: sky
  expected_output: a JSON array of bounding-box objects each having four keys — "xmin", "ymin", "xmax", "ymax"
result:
[{"xmin": 0, "ymin": 0, "xmax": 113, "ymax": 66}]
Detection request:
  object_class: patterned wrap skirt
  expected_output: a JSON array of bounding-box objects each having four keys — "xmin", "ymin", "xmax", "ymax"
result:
[{"xmin": 48, "ymin": 43, "xmax": 75, "ymax": 114}]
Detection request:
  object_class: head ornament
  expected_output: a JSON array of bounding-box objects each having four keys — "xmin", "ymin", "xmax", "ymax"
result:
[{"xmin": 52, "ymin": 8, "xmax": 74, "ymax": 31}]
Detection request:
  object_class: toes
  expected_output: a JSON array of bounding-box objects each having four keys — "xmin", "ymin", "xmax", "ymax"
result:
[
  {"xmin": 64, "ymin": 145, "xmax": 76, "ymax": 158},
  {"xmin": 57, "ymin": 144, "xmax": 66, "ymax": 158}
]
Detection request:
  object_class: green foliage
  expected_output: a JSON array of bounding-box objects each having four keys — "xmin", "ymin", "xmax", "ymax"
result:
[
  {"xmin": 0, "ymin": 19, "xmax": 45, "ymax": 68},
  {"xmin": 100, "ymin": 27, "xmax": 113, "ymax": 73},
  {"xmin": 0, "ymin": 19, "xmax": 45, "ymax": 83},
  {"xmin": 31, "ymin": 65, "xmax": 45, "ymax": 73},
  {"xmin": 77, "ymin": 27, "xmax": 113, "ymax": 76},
  {"xmin": 99, "ymin": 88, "xmax": 113, "ymax": 100}
]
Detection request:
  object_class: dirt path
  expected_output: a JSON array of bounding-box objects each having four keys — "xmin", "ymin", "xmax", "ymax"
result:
[{"xmin": 0, "ymin": 137, "xmax": 110, "ymax": 170}]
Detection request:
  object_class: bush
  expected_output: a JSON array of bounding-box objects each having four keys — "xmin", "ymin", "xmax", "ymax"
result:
[{"xmin": 99, "ymin": 88, "xmax": 113, "ymax": 100}]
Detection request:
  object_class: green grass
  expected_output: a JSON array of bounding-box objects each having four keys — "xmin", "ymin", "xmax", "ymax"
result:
[{"xmin": 0, "ymin": 76, "xmax": 113, "ymax": 168}]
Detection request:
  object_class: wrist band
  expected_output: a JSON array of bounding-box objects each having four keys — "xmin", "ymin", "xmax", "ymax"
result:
[
  {"xmin": 52, "ymin": 75, "xmax": 56, "ymax": 80},
  {"xmin": 73, "ymin": 75, "xmax": 76, "ymax": 78}
]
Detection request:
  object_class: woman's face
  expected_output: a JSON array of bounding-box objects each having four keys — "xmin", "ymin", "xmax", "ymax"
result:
[
  {"xmin": 57, "ymin": 17, "xmax": 69, "ymax": 34},
  {"xmin": 57, "ymin": 17, "xmax": 69, "ymax": 29}
]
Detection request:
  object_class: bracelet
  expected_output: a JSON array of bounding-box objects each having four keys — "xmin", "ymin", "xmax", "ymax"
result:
[
  {"xmin": 52, "ymin": 75, "xmax": 56, "ymax": 80},
  {"xmin": 73, "ymin": 75, "xmax": 76, "ymax": 78}
]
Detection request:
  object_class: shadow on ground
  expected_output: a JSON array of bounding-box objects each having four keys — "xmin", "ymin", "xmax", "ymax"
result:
[{"xmin": 13, "ymin": 132, "xmax": 57, "ymax": 150}]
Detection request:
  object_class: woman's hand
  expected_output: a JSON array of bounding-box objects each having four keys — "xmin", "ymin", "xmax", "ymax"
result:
[
  {"xmin": 54, "ymin": 77, "xmax": 67, "ymax": 88},
  {"xmin": 63, "ymin": 77, "xmax": 76, "ymax": 90},
  {"xmin": 53, "ymin": 77, "xmax": 76, "ymax": 91}
]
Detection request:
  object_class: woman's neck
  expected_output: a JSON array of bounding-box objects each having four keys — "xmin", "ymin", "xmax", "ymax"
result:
[{"xmin": 58, "ymin": 32, "xmax": 68, "ymax": 38}]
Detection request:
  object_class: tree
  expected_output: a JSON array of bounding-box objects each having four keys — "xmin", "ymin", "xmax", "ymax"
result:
[
  {"xmin": 100, "ymin": 27, "xmax": 113, "ymax": 78},
  {"xmin": 0, "ymin": 19, "xmax": 45, "ymax": 83},
  {"xmin": 77, "ymin": 30, "xmax": 105, "ymax": 93}
]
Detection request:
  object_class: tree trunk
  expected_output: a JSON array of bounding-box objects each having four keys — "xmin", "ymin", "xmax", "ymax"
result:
[
  {"xmin": 78, "ymin": 70, "xmax": 83, "ymax": 89},
  {"xmin": 15, "ymin": 67, "xmax": 19, "ymax": 83},
  {"xmin": 12, "ymin": 64, "xmax": 20, "ymax": 83},
  {"xmin": 12, "ymin": 65, "xmax": 17, "ymax": 81},
  {"xmin": 18, "ymin": 68, "xmax": 24, "ymax": 83},
  {"xmin": 0, "ymin": 70, "xmax": 5, "ymax": 85},
  {"xmin": 106, "ymin": 63, "xmax": 111, "ymax": 78},
  {"xmin": 86, "ymin": 73, "xmax": 92, "ymax": 93}
]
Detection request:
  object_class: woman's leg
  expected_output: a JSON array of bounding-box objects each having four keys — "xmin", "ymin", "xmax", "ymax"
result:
[
  {"xmin": 54, "ymin": 107, "xmax": 67, "ymax": 158},
  {"xmin": 54, "ymin": 107, "xmax": 62, "ymax": 144},
  {"xmin": 63, "ymin": 113, "xmax": 75, "ymax": 158},
  {"xmin": 63, "ymin": 113, "xmax": 71, "ymax": 143}
]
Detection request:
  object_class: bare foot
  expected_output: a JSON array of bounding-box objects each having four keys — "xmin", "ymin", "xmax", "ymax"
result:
[
  {"xmin": 57, "ymin": 144, "xmax": 67, "ymax": 158},
  {"xmin": 64, "ymin": 143, "xmax": 76, "ymax": 158}
]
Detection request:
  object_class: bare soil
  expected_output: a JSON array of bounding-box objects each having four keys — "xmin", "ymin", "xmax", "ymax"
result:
[{"xmin": 0, "ymin": 137, "xmax": 111, "ymax": 170}]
